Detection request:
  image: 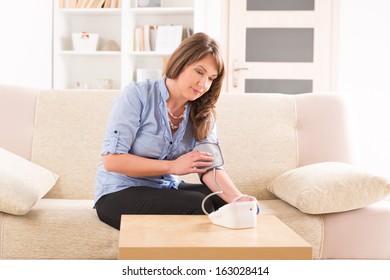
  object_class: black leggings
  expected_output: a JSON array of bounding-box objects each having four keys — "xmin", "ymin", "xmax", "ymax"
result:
[{"xmin": 95, "ymin": 183, "xmax": 226, "ymax": 230}]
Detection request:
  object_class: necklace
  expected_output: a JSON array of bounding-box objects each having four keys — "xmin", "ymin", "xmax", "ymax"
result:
[
  {"xmin": 166, "ymin": 103, "xmax": 187, "ymax": 130},
  {"xmin": 168, "ymin": 119, "xmax": 180, "ymax": 130},
  {"xmin": 167, "ymin": 104, "xmax": 187, "ymax": 119}
]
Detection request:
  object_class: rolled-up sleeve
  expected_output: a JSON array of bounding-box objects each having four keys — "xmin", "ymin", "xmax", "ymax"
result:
[{"xmin": 101, "ymin": 84, "xmax": 143, "ymax": 155}]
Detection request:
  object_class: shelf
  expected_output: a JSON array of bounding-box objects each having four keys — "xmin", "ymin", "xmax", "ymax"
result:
[
  {"xmin": 128, "ymin": 7, "xmax": 193, "ymax": 15},
  {"xmin": 57, "ymin": 7, "xmax": 194, "ymax": 16},
  {"xmin": 128, "ymin": 51, "xmax": 171, "ymax": 57},
  {"xmin": 53, "ymin": 0, "xmax": 197, "ymax": 89},
  {"xmin": 59, "ymin": 51, "xmax": 122, "ymax": 56},
  {"xmin": 58, "ymin": 8, "xmax": 121, "ymax": 16}
]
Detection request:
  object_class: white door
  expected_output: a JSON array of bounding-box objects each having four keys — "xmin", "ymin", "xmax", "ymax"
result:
[{"xmin": 228, "ymin": 0, "xmax": 338, "ymax": 94}]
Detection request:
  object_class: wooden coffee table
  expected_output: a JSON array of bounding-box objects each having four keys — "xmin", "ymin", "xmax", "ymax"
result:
[{"xmin": 118, "ymin": 214, "xmax": 312, "ymax": 260}]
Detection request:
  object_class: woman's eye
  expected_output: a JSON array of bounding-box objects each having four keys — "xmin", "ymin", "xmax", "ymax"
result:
[{"xmin": 195, "ymin": 69, "xmax": 203, "ymax": 75}]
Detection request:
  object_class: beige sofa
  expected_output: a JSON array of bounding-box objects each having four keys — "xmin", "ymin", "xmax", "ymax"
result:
[{"xmin": 1, "ymin": 84, "xmax": 389, "ymax": 260}]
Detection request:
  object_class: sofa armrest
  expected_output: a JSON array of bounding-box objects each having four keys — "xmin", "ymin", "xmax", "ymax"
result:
[
  {"xmin": 0, "ymin": 84, "xmax": 39, "ymax": 160},
  {"xmin": 294, "ymin": 93, "xmax": 359, "ymax": 167}
]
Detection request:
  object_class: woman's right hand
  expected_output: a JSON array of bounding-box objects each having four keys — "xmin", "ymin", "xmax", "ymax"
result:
[{"xmin": 170, "ymin": 150, "xmax": 214, "ymax": 175}]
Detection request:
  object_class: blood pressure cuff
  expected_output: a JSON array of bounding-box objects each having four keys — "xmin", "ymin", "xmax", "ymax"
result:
[{"xmin": 192, "ymin": 142, "xmax": 224, "ymax": 184}]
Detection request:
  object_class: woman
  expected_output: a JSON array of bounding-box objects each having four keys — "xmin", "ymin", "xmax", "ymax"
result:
[{"xmin": 94, "ymin": 32, "xmax": 255, "ymax": 230}]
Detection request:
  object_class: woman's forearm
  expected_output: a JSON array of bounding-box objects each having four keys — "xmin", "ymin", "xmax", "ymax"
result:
[
  {"xmin": 102, "ymin": 150, "xmax": 214, "ymax": 177},
  {"xmin": 103, "ymin": 153, "xmax": 171, "ymax": 177}
]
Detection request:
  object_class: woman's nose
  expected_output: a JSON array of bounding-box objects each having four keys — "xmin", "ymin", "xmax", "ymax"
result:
[{"xmin": 198, "ymin": 76, "xmax": 209, "ymax": 90}]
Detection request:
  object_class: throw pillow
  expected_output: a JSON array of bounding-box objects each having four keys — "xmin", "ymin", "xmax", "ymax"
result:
[
  {"xmin": 267, "ymin": 162, "xmax": 390, "ymax": 214},
  {"xmin": 0, "ymin": 148, "xmax": 59, "ymax": 215}
]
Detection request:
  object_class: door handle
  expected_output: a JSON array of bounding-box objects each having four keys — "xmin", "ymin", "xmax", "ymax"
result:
[
  {"xmin": 233, "ymin": 60, "xmax": 249, "ymax": 88},
  {"xmin": 233, "ymin": 67, "xmax": 249, "ymax": 72}
]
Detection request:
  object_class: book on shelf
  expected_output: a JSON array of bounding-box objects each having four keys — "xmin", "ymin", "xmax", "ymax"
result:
[
  {"xmin": 59, "ymin": 0, "xmax": 78, "ymax": 8},
  {"xmin": 143, "ymin": 25, "xmax": 151, "ymax": 52},
  {"xmin": 70, "ymin": 0, "xmax": 78, "ymax": 8},
  {"xmin": 103, "ymin": 0, "xmax": 111, "ymax": 8},
  {"xmin": 134, "ymin": 25, "xmax": 157, "ymax": 52},
  {"xmin": 134, "ymin": 27, "xmax": 142, "ymax": 51},
  {"xmin": 59, "ymin": 0, "xmax": 119, "ymax": 8},
  {"xmin": 103, "ymin": 0, "xmax": 116, "ymax": 8},
  {"xmin": 133, "ymin": 25, "xmax": 192, "ymax": 53},
  {"xmin": 149, "ymin": 26, "xmax": 157, "ymax": 51},
  {"xmin": 109, "ymin": 0, "xmax": 119, "ymax": 8},
  {"xmin": 183, "ymin": 27, "xmax": 193, "ymax": 40},
  {"xmin": 86, "ymin": 0, "xmax": 106, "ymax": 8}
]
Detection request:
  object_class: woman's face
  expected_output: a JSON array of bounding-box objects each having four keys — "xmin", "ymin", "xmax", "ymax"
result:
[{"xmin": 176, "ymin": 54, "xmax": 218, "ymax": 102}]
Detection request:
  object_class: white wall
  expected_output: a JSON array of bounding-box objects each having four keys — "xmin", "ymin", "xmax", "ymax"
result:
[
  {"xmin": 338, "ymin": 0, "xmax": 390, "ymax": 177},
  {"xmin": 0, "ymin": 0, "xmax": 53, "ymax": 88}
]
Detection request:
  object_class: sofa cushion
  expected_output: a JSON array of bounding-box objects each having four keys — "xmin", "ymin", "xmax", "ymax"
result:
[
  {"xmin": 0, "ymin": 199, "xmax": 118, "ymax": 259},
  {"xmin": 258, "ymin": 199, "xmax": 323, "ymax": 259},
  {"xmin": 267, "ymin": 162, "xmax": 390, "ymax": 214},
  {"xmin": 0, "ymin": 148, "xmax": 58, "ymax": 215}
]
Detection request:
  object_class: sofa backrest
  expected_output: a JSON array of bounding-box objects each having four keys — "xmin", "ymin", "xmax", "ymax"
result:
[
  {"xmin": 216, "ymin": 93, "xmax": 299, "ymax": 199},
  {"xmin": 31, "ymin": 90, "xmax": 118, "ymax": 199},
  {"xmin": 183, "ymin": 93, "xmax": 358, "ymax": 199},
  {"xmin": 0, "ymin": 85, "xmax": 357, "ymax": 200}
]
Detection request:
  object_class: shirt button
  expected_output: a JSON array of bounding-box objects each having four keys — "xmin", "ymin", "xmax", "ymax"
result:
[
  {"xmin": 169, "ymin": 141, "xmax": 173, "ymax": 145},
  {"xmin": 114, "ymin": 130, "xmax": 118, "ymax": 134},
  {"xmin": 161, "ymin": 176, "xmax": 164, "ymax": 179}
]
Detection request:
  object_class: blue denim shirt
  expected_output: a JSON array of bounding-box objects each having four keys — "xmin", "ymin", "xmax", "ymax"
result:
[{"xmin": 94, "ymin": 78, "xmax": 218, "ymax": 205}]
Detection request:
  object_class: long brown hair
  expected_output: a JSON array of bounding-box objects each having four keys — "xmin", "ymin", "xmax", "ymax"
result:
[{"xmin": 164, "ymin": 32, "xmax": 225, "ymax": 141}]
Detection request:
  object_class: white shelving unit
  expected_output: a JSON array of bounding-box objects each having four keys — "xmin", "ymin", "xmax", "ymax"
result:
[{"xmin": 53, "ymin": 0, "xmax": 197, "ymax": 90}]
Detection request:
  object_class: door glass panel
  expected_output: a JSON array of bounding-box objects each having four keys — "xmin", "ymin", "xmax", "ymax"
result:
[
  {"xmin": 246, "ymin": 28, "xmax": 314, "ymax": 62},
  {"xmin": 247, "ymin": 0, "xmax": 315, "ymax": 11},
  {"xmin": 245, "ymin": 79, "xmax": 313, "ymax": 94}
]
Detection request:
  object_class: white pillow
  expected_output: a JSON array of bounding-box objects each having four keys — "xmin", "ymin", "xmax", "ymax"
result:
[
  {"xmin": 267, "ymin": 162, "xmax": 390, "ymax": 214},
  {"xmin": 0, "ymin": 148, "xmax": 59, "ymax": 215}
]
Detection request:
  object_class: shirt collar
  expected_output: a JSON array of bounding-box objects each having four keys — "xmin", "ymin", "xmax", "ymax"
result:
[{"xmin": 158, "ymin": 77, "xmax": 169, "ymax": 101}]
